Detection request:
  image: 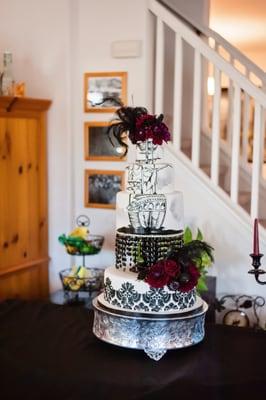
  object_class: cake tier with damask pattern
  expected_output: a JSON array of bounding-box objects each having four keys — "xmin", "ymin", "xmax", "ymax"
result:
[{"xmin": 99, "ymin": 266, "xmax": 201, "ymax": 314}]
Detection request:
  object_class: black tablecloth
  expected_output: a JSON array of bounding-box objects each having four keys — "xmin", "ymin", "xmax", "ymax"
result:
[{"xmin": 0, "ymin": 299, "xmax": 266, "ymax": 400}]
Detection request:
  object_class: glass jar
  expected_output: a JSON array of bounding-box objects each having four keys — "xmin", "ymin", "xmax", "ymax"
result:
[{"xmin": 1, "ymin": 52, "xmax": 14, "ymax": 96}]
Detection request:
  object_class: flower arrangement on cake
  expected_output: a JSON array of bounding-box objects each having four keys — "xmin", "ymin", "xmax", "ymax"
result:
[
  {"xmin": 135, "ymin": 226, "xmax": 213, "ymax": 293},
  {"xmin": 107, "ymin": 105, "xmax": 171, "ymax": 154}
]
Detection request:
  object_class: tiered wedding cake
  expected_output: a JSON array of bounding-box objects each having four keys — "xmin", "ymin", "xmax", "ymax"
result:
[{"xmin": 93, "ymin": 106, "xmax": 213, "ymax": 360}]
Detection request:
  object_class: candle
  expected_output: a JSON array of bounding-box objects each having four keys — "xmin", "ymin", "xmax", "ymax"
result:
[{"xmin": 253, "ymin": 218, "xmax": 260, "ymax": 255}]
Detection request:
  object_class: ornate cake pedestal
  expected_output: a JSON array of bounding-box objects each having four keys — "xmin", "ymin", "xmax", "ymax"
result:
[{"xmin": 93, "ymin": 297, "xmax": 208, "ymax": 361}]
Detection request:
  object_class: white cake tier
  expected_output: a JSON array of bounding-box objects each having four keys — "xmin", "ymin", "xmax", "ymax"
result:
[
  {"xmin": 103, "ymin": 266, "xmax": 198, "ymax": 313},
  {"xmin": 116, "ymin": 190, "xmax": 184, "ymax": 231}
]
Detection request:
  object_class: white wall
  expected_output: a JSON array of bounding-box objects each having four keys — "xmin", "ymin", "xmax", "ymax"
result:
[
  {"xmin": 71, "ymin": 0, "xmax": 149, "ymax": 281},
  {"xmin": 0, "ymin": 0, "xmax": 73, "ymax": 292},
  {"xmin": 0, "ymin": 0, "xmax": 149, "ymax": 292},
  {"xmin": 164, "ymin": 0, "xmax": 210, "ymax": 25}
]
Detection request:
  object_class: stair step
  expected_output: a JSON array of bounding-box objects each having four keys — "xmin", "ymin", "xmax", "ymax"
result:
[
  {"xmin": 260, "ymin": 219, "xmax": 266, "ymax": 229},
  {"xmin": 201, "ymin": 164, "xmax": 227, "ymax": 178},
  {"xmin": 224, "ymin": 190, "xmax": 251, "ymax": 211},
  {"xmin": 238, "ymin": 191, "xmax": 251, "ymax": 206},
  {"xmin": 181, "ymin": 145, "xmax": 191, "ymax": 158},
  {"xmin": 225, "ymin": 191, "xmax": 250, "ymax": 206},
  {"xmin": 181, "ymin": 138, "xmax": 192, "ymax": 150}
]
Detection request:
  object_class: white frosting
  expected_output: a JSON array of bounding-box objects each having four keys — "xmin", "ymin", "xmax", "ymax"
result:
[
  {"xmin": 105, "ymin": 266, "xmax": 159, "ymax": 294},
  {"xmin": 116, "ymin": 190, "xmax": 184, "ymax": 231}
]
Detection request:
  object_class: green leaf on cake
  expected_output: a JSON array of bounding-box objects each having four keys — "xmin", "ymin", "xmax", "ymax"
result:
[
  {"xmin": 196, "ymin": 228, "xmax": 203, "ymax": 241},
  {"xmin": 183, "ymin": 226, "xmax": 193, "ymax": 243},
  {"xmin": 135, "ymin": 242, "xmax": 145, "ymax": 264},
  {"xmin": 197, "ymin": 276, "xmax": 208, "ymax": 292}
]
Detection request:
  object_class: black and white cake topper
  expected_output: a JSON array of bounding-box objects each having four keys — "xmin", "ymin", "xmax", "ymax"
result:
[{"xmin": 127, "ymin": 139, "xmax": 170, "ymax": 232}]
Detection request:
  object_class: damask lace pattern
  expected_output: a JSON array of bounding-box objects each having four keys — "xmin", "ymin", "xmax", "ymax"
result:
[{"xmin": 104, "ymin": 277, "xmax": 196, "ymax": 312}]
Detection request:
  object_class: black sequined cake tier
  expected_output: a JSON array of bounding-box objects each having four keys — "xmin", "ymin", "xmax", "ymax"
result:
[{"xmin": 115, "ymin": 227, "xmax": 183, "ymax": 271}]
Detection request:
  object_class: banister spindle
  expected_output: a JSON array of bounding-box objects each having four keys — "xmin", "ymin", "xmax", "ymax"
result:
[
  {"xmin": 192, "ymin": 49, "xmax": 202, "ymax": 167},
  {"xmin": 251, "ymin": 101, "xmax": 263, "ymax": 218},
  {"xmin": 230, "ymin": 84, "xmax": 241, "ymax": 203},
  {"xmin": 242, "ymin": 91, "xmax": 250, "ymax": 164},
  {"xmin": 211, "ymin": 66, "xmax": 221, "ymax": 185},
  {"xmin": 155, "ymin": 17, "xmax": 164, "ymax": 115},
  {"xmin": 172, "ymin": 33, "xmax": 183, "ymax": 150},
  {"xmin": 227, "ymin": 55, "xmax": 234, "ymax": 148}
]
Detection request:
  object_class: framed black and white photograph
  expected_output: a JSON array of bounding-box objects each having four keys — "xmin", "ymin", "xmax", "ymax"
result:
[
  {"xmin": 84, "ymin": 121, "xmax": 126, "ymax": 161},
  {"xmin": 84, "ymin": 71, "xmax": 127, "ymax": 112},
  {"xmin": 84, "ymin": 169, "xmax": 125, "ymax": 209}
]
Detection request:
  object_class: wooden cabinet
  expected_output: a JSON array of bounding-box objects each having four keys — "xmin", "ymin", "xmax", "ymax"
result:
[{"xmin": 0, "ymin": 96, "xmax": 51, "ymax": 299}]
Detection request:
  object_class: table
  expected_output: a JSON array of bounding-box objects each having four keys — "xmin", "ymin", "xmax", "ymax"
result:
[
  {"xmin": 0, "ymin": 299, "xmax": 266, "ymax": 400},
  {"xmin": 50, "ymin": 289, "xmax": 98, "ymax": 309}
]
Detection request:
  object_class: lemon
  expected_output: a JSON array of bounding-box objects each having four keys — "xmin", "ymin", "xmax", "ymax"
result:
[
  {"xmin": 77, "ymin": 266, "xmax": 87, "ymax": 279},
  {"xmin": 69, "ymin": 281, "xmax": 81, "ymax": 291},
  {"xmin": 69, "ymin": 227, "xmax": 89, "ymax": 239}
]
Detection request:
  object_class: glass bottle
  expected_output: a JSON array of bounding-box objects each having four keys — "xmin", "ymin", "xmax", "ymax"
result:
[{"xmin": 2, "ymin": 51, "xmax": 14, "ymax": 96}]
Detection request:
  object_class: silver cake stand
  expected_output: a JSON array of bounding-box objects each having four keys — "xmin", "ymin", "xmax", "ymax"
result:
[{"xmin": 92, "ymin": 297, "xmax": 208, "ymax": 361}]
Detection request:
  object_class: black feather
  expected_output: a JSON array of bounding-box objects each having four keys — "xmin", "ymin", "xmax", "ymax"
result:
[
  {"xmin": 167, "ymin": 240, "xmax": 214, "ymax": 266},
  {"xmin": 106, "ymin": 105, "xmax": 148, "ymax": 156}
]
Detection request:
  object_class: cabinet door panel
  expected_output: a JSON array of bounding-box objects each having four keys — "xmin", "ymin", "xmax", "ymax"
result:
[
  {"xmin": 0, "ymin": 97, "xmax": 50, "ymax": 299},
  {"xmin": 0, "ymin": 261, "xmax": 49, "ymax": 300},
  {"xmin": 0, "ymin": 118, "xmax": 30, "ymax": 269},
  {"xmin": 0, "ymin": 118, "xmax": 8, "ymax": 269},
  {"xmin": 27, "ymin": 118, "xmax": 42, "ymax": 260}
]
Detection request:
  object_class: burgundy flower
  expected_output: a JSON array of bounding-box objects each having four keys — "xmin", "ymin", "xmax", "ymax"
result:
[
  {"xmin": 164, "ymin": 260, "xmax": 180, "ymax": 277},
  {"xmin": 178, "ymin": 263, "xmax": 200, "ymax": 293},
  {"xmin": 168, "ymin": 280, "xmax": 180, "ymax": 291},
  {"xmin": 136, "ymin": 114, "xmax": 155, "ymax": 130},
  {"xmin": 145, "ymin": 261, "xmax": 170, "ymax": 289},
  {"xmin": 134, "ymin": 113, "xmax": 171, "ymax": 145},
  {"xmin": 148, "ymin": 122, "xmax": 171, "ymax": 145}
]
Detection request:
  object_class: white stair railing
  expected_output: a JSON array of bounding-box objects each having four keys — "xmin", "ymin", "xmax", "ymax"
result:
[{"xmin": 148, "ymin": 0, "xmax": 266, "ymax": 221}]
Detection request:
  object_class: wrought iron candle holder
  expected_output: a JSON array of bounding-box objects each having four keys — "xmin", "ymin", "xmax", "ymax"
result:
[
  {"xmin": 248, "ymin": 219, "xmax": 266, "ymax": 285},
  {"xmin": 248, "ymin": 253, "xmax": 266, "ymax": 285}
]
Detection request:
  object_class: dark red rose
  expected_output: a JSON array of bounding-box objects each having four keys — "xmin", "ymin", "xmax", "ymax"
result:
[
  {"xmin": 136, "ymin": 114, "xmax": 155, "ymax": 130},
  {"xmin": 168, "ymin": 280, "xmax": 180, "ymax": 291},
  {"xmin": 145, "ymin": 261, "xmax": 170, "ymax": 288},
  {"xmin": 178, "ymin": 263, "xmax": 200, "ymax": 292},
  {"xmin": 135, "ymin": 114, "xmax": 171, "ymax": 145},
  {"xmin": 148, "ymin": 122, "xmax": 171, "ymax": 145},
  {"xmin": 164, "ymin": 260, "xmax": 180, "ymax": 277}
]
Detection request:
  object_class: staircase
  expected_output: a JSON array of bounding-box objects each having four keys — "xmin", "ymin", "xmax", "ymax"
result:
[{"xmin": 148, "ymin": 0, "xmax": 266, "ymax": 230}]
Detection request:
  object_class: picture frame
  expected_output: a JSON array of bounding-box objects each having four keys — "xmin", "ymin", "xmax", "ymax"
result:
[
  {"xmin": 84, "ymin": 121, "xmax": 126, "ymax": 161},
  {"xmin": 84, "ymin": 169, "xmax": 125, "ymax": 209},
  {"xmin": 84, "ymin": 71, "xmax": 127, "ymax": 112}
]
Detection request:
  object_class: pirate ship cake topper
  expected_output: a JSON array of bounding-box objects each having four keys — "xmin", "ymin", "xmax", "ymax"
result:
[{"xmin": 107, "ymin": 106, "xmax": 171, "ymax": 233}]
